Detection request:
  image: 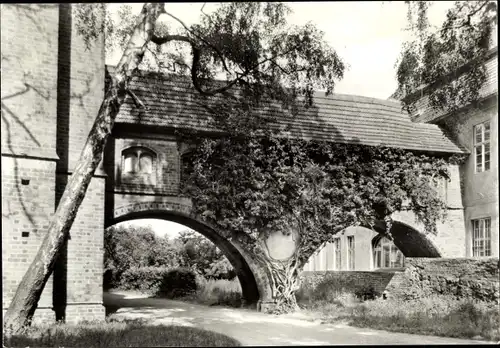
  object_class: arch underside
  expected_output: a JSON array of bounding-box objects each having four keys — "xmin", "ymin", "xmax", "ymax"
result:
[
  {"xmin": 108, "ymin": 209, "xmax": 261, "ymax": 305},
  {"xmin": 369, "ymin": 219, "xmax": 442, "ymax": 257}
]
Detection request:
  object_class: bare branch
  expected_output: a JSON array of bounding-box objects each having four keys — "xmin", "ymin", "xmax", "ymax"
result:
[
  {"xmin": 152, "ymin": 33, "xmax": 242, "ymax": 96},
  {"xmin": 162, "ymin": 10, "xmax": 233, "ymax": 75},
  {"xmin": 127, "ymin": 89, "xmax": 147, "ymax": 110},
  {"xmin": 467, "ymin": 0, "xmax": 490, "ymax": 22},
  {"xmin": 151, "ymin": 24, "xmax": 302, "ymax": 98},
  {"xmin": 443, "ymin": 1, "xmax": 491, "ymax": 31}
]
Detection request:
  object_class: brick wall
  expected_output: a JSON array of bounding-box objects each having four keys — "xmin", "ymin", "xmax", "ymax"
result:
[
  {"xmin": 55, "ymin": 4, "xmax": 106, "ymax": 323},
  {"xmin": 62, "ymin": 5, "xmax": 106, "ymax": 174},
  {"xmin": 299, "ymin": 257, "xmax": 499, "ymax": 304},
  {"xmin": 1, "ymin": 4, "xmax": 60, "ymax": 321},
  {"xmin": 1, "ymin": 4, "xmax": 59, "ymax": 159},
  {"xmin": 299, "ymin": 270, "xmax": 400, "ymax": 298},
  {"xmin": 1, "ymin": 4, "xmax": 106, "ymax": 324},
  {"xmin": 2, "ymin": 157, "xmax": 57, "ymax": 320},
  {"xmin": 56, "ymin": 175, "xmax": 106, "ymax": 321}
]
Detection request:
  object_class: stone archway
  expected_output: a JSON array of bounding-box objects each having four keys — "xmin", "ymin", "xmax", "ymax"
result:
[
  {"xmin": 368, "ymin": 219, "xmax": 442, "ymax": 257},
  {"xmin": 108, "ymin": 208, "xmax": 272, "ymax": 307}
]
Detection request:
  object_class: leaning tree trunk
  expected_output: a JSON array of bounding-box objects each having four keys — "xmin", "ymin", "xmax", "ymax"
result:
[{"xmin": 3, "ymin": 3, "xmax": 165, "ymax": 335}]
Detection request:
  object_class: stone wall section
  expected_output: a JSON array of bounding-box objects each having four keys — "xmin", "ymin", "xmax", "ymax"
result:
[
  {"xmin": 300, "ymin": 270, "xmax": 399, "ymax": 297},
  {"xmin": 300, "ymin": 257, "xmax": 499, "ymax": 304},
  {"xmin": 387, "ymin": 257, "xmax": 500, "ymax": 302}
]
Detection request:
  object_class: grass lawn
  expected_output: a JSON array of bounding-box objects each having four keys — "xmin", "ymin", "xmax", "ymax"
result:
[
  {"xmin": 298, "ymin": 293, "xmax": 500, "ymax": 342},
  {"xmin": 3, "ymin": 319, "xmax": 240, "ymax": 347}
]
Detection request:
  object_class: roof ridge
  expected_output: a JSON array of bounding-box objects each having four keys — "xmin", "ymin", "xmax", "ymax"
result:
[
  {"xmin": 110, "ymin": 65, "xmax": 467, "ymax": 155},
  {"xmin": 105, "ymin": 65, "xmax": 406, "ymax": 110}
]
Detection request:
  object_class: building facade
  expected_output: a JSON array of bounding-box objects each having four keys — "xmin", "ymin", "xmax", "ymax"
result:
[
  {"xmin": 2, "ymin": 4, "xmax": 496, "ymax": 323},
  {"xmin": 1, "ymin": 4, "xmax": 107, "ymax": 322},
  {"xmin": 305, "ymin": 47, "xmax": 499, "ymax": 272}
]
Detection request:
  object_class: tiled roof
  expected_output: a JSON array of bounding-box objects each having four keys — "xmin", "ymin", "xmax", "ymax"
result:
[{"xmin": 110, "ymin": 67, "xmax": 466, "ymax": 154}]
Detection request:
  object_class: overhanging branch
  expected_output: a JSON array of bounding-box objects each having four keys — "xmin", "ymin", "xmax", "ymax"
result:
[
  {"xmin": 127, "ymin": 89, "xmax": 147, "ymax": 110},
  {"xmin": 151, "ymin": 33, "xmax": 243, "ymax": 96}
]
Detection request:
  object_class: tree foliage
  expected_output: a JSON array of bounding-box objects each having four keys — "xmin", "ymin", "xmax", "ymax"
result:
[
  {"xmin": 104, "ymin": 224, "xmax": 180, "ymax": 277},
  {"xmin": 103, "ymin": 224, "xmax": 235, "ymax": 289},
  {"xmin": 97, "ymin": 2, "xmax": 345, "ymax": 106},
  {"xmin": 182, "ymin": 131, "xmax": 464, "ymax": 312},
  {"xmin": 395, "ymin": 1, "xmax": 497, "ymax": 113},
  {"xmin": 183, "ymin": 135, "xmax": 460, "ymax": 265},
  {"xmin": 175, "ymin": 230, "xmax": 235, "ymax": 280}
]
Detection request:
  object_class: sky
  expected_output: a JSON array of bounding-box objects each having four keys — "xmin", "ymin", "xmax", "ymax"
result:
[{"xmin": 107, "ymin": 1, "xmax": 454, "ymax": 238}]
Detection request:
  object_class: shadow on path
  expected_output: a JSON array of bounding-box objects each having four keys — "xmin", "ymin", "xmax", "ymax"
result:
[{"xmin": 103, "ymin": 291, "xmax": 494, "ymax": 346}]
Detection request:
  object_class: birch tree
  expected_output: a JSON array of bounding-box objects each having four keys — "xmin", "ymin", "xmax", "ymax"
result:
[{"xmin": 3, "ymin": 2, "xmax": 346, "ymax": 333}]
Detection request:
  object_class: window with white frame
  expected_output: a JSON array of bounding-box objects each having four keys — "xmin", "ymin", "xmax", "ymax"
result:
[
  {"xmin": 474, "ymin": 121, "xmax": 491, "ymax": 173},
  {"xmin": 373, "ymin": 236, "xmax": 405, "ymax": 269},
  {"xmin": 347, "ymin": 236, "xmax": 355, "ymax": 270},
  {"xmin": 333, "ymin": 238, "xmax": 341, "ymax": 270},
  {"xmin": 472, "ymin": 218, "xmax": 492, "ymax": 257}
]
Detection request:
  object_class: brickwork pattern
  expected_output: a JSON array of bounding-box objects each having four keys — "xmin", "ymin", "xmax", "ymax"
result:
[
  {"xmin": 58, "ymin": 176, "xmax": 105, "ymax": 310},
  {"xmin": 1, "ymin": 4, "xmax": 59, "ymax": 159},
  {"xmin": 1, "ymin": 4, "xmax": 106, "ymax": 324},
  {"xmin": 300, "ymin": 270, "xmax": 400, "ymax": 297},
  {"xmin": 2, "ymin": 157, "xmax": 57, "ymax": 312},
  {"xmin": 64, "ymin": 5, "xmax": 106, "ymax": 173}
]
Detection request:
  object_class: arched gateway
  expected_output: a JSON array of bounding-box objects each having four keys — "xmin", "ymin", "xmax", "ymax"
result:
[{"xmin": 108, "ymin": 203, "xmax": 271, "ymax": 307}]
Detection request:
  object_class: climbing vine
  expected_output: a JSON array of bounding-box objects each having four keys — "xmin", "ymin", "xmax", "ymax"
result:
[{"xmin": 181, "ymin": 133, "xmax": 465, "ymax": 312}]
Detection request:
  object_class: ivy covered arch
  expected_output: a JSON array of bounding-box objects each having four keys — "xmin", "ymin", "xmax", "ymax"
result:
[{"xmin": 181, "ymin": 133, "xmax": 465, "ymax": 312}]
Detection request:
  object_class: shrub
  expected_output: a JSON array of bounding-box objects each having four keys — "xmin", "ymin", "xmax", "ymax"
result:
[
  {"xmin": 156, "ymin": 268, "xmax": 198, "ymax": 298},
  {"xmin": 196, "ymin": 279, "xmax": 242, "ymax": 307},
  {"xmin": 119, "ymin": 266, "xmax": 171, "ymax": 293},
  {"xmin": 354, "ymin": 285, "xmax": 381, "ymax": 301},
  {"xmin": 296, "ymin": 276, "xmax": 362, "ymax": 305}
]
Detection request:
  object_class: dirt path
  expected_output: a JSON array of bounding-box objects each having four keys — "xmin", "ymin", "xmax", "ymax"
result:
[{"xmin": 104, "ymin": 291, "xmax": 494, "ymax": 346}]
